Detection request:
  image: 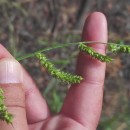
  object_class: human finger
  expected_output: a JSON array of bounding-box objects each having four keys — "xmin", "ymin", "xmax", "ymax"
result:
[
  {"xmin": 0, "ymin": 44, "xmax": 50, "ymax": 124},
  {"xmin": 61, "ymin": 12, "xmax": 107, "ymax": 130}
]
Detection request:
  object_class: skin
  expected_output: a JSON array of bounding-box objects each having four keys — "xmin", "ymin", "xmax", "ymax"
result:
[{"xmin": 0, "ymin": 12, "xmax": 107, "ymax": 130}]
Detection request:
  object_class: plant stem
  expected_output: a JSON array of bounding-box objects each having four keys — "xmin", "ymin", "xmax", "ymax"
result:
[{"xmin": 16, "ymin": 41, "xmax": 119, "ymax": 61}]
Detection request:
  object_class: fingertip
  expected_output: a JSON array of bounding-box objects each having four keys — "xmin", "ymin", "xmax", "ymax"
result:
[
  {"xmin": 82, "ymin": 12, "xmax": 108, "ymax": 43},
  {"xmin": 77, "ymin": 12, "xmax": 108, "ymax": 78}
]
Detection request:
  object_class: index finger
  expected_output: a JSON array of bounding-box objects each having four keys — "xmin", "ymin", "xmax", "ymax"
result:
[{"xmin": 61, "ymin": 12, "xmax": 107, "ymax": 130}]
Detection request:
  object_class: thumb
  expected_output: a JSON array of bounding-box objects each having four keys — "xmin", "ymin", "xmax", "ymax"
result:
[{"xmin": 0, "ymin": 58, "xmax": 28, "ymax": 130}]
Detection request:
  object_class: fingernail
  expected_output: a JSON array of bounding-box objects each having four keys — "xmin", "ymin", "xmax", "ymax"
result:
[{"xmin": 0, "ymin": 58, "xmax": 23, "ymax": 83}]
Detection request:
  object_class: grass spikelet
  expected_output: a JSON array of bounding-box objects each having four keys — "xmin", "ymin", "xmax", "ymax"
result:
[
  {"xmin": 0, "ymin": 88, "xmax": 13, "ymax": 124},
  {"xmin": 108, "ymin": 44, "xmax": 130, "ymax": 53},
  {"xmin": 79, "ymin": 43, "xmax": 113, "ymax": 62},
  {"xmin": 35, "ymin": 53, "xmax": 83, "ymax": 84}
]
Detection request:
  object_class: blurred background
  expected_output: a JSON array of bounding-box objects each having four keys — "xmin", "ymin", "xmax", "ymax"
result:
[{"xmin": 1, "ymin": 0, "xmax": 130, "ymax": 129}]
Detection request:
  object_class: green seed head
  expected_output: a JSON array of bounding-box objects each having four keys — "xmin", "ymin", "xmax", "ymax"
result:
[
  {"xmin": 35, "ymin": 53, "xmax": 83, "ymax": 84},
  {"xmin": 79, "ymin": 43, "xmax": 113, "ymax": 62},
  {"xmin": 0, "ymin": 88, "xmax": 13, "ymax": 124}
]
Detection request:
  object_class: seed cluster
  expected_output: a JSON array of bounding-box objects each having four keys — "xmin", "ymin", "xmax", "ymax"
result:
[
  {"xmin": 108, "ymin": 44, "xmax": 130, "ymax": 53},
  {"xmin": 35, "ymin": 53, "xmax": 83, "ymax": 84},
  {"xmin": 79, "ymin": 43, "xmax": 113, "ymax": 62},
  {"xmin": 0, "ymin": 88, "xmax": 13, "ymax": 124}
]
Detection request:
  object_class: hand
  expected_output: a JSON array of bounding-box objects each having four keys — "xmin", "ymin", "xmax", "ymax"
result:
[{"xmin": 0, "ymin": 12, "xmax": 107, "ymax": 130}]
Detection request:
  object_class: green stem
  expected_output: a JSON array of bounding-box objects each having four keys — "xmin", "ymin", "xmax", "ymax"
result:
[
  {"xmin": 15, "ymin": 41, "xmax": 90, "ymax": 61},
  {"xmin": 16, "ymin": 41, "xmax": 116, "ymax": 61}
]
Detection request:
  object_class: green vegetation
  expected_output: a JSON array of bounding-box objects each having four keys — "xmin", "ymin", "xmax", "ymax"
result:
[
  {"xmin": 0, "ymin": 88, "xmax": 13, "ymax": 124},
  {"xmin": 35, "ymin": 52, "xmax": 83, "ymax": 84}
]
